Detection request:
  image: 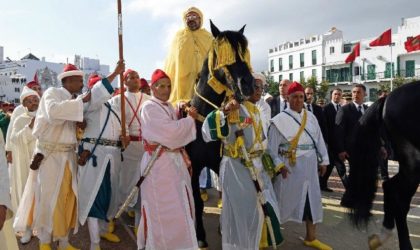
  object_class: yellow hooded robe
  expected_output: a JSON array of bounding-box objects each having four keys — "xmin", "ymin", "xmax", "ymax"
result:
[{"xmin": 164, "ymin": 7, "xmax": 213, "ymax": 105}]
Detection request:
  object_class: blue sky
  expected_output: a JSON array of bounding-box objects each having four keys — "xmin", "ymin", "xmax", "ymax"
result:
[{"xmin": 1, "ymin": 0, "xmax": 419, "ymax": 79}]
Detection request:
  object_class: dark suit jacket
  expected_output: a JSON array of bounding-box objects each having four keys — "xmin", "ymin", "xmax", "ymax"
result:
[
  {"xmin": 323, "ymin": 102, "xmax": 339, "ymax": 155},
  {"xmin": 268, "ymin": 95, "xmax": 282, "ymax": 118},
  {"xmin": 335, "ymin": 102, "xmax": 368, "ymax": 154},
  {"xmin": 307, "ymin": 103, "xmax": 328, "ymax": 143}
]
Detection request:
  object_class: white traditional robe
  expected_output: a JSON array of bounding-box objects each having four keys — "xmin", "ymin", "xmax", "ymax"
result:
[
  {"xmin": 11, "ymin": 111, "xmax": 38, "ymax": 233},
  {"xmin": 0, "ymin": 130, "xmax": 19, "ymax": 250},
  {"xmin": 9, "ymin": 112, "xmax": 35, "ymax": 202},
  {"xmin": 78, "ymin": 80, "xmax": 122, "ymax": 225},
  {"xmin": 32, "ymin": 87, "xmax": 83, "ymax": 234},
  {"xmin": 268, "ymin": 108, "xmax": 329, "ymax": 224},
  {"xmin": 202, "ymin": 103, "xmax": 282, "ymax": 250},
  {"xmin": 4, "ymin": 104, "xmax": 25, "ymax": 210},
  {"xmin": 137, "ymin": 97, "xmax": 197, "ymax": 250},
  {"xmin": 256, "ymin": 98, "xmax": 271, "ymax": 146},
  {"xmin": 111, "ymin": 91, "xmax": 150, "ymax": 207}
]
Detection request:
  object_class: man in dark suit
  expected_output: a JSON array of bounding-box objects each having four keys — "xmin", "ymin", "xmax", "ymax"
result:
[
  {"xmin": 335, "ymin": 84, "xmax": 368, "ymax": 188},
  {"xmin": 320, "ymin": 88, "xmax": 343, "ymax": 192},
  {"xmin": 304, "ymin": 86, "xmax": 328, "ymax": 141},
  {"xmin": 268, "ymin": 79, "xmax": 291, "ymax": 118}
]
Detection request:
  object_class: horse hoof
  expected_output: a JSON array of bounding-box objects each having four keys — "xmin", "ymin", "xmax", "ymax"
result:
[{"xmin": 368, "ymin": 234, "xmax": 382, "ymax": 250}]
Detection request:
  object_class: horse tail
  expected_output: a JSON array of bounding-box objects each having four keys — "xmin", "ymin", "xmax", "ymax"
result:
[{"xmin": 342, "ymin": 97, "xmax": 387, "ymax": 227}]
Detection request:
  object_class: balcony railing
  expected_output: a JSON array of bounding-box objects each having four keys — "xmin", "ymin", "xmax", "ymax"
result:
[{"xmin": 323, "ymin": 68, "xmax": 420, "ymax": 83}]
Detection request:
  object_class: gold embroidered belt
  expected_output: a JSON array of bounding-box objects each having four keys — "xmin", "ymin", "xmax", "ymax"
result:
[
  {"xmin": 38, "ymin": 141, "xmax": 76, "ymax": 152},
  {"xmin": 82, "ymin": 138, "xmax": 122, "ymax": 147}
]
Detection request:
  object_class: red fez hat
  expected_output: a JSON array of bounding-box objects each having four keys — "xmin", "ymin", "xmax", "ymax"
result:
[
  {"xmin": 139, "ymin": 78, "xmax": 148, "ymax": 88},
  {"xmin": 26, "ymin": 80, "xmax": 40, "ymax": 89},
  {"xmin": 58, "ymin": 64, "xmax": 84, "ymax": 82},
  {"xmin": 123, "ymin": 69, "xmax": 136, "ymax": 80},
  {"xmin": 88, "ymin": 74, "xmax": 102, "ymax": 89},
  {"xmin": 150, "ymin": 69, "xmax": 170, "ymax": 86},
  {"xmin": 287, "ymin": 81, "xmax": 304, "ymax": 95}
]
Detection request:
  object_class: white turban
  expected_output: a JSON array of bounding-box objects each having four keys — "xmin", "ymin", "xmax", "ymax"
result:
[
  {"xmin": 20, "ymin": 86, "xmax": 39, "ymax": 104},
  {"xmin": 252, "ymin": 73, "xmax": 267, "ymax": 86}
]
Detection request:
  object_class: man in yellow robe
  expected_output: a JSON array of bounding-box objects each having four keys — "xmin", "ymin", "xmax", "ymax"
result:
[{"xmin": 164, "ymin": 7, "xmax": 213, "ymax": 105}]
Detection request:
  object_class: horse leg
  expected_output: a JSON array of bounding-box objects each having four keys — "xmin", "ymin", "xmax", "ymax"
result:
[
  {"xmin": 368, "ymin": 174, "xmax": 396, "ymax": 250},
  {"xmin": 191, "ymin": 162, "xmax": 207, "ymax": 246},
  {"xmin": 394, "ymin": 176, "xmax": 418, "ymax": 250}
]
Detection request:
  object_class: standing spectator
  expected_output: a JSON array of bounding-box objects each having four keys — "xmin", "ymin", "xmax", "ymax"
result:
[
  {"xmin": 268, "ymin": 79, "xmax": 291, "ymax": 117},
  {"xmin": 320, "ymin": 88, "xmax": 344, "ymax": 191},
  {"xmin": 304, "ymin": 86, "xmax": 327, "ymax": 141},
  {"xmin": 335, "ymin": 84, "xmax": 368, "ymax": 185}
]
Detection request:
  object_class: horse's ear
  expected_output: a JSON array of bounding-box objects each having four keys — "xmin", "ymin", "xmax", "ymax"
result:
[
  {"xmin": 238, "ymin": 24, "xmax": 246, "ymax": 35},
  {"xmin": 210, "ymin": 20, "xmax": 220, "ymax": 37}
]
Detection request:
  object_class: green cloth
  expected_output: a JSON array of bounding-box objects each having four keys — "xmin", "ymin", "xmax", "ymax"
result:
[
  {"xmin": 88, "ymin": 161, "xmax": 111, "ymax": 221},
  {"xmin": 0, "ymin": 111, "xmax": 10, "ymax": 141}
]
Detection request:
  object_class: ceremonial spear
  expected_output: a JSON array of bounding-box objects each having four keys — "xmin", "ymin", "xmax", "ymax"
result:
[{"xmin": 117, "ymin": 0, "xmax": 126, "ymax": 142}]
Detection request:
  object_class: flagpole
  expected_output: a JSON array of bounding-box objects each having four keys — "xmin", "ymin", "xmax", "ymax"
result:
[
  {"xmin": 117, "ymin": 0, "xmax": 127, "ymax": 143},
  {"xmin": 390, "ymin": 43, "xmax": 394, "ymax": 91}
]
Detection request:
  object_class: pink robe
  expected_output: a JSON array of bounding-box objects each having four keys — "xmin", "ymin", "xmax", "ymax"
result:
[{"xmin": 137, "ymin": 97, "xmax": 197, "ymax": 250}]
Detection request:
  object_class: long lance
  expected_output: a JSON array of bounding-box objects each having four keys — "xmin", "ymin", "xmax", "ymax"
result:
[
  {"xmin": 117, "ymin": 0, "xmax": 126, "ymax": 143},
  {"xmin": 235, "ymin": 130, "xmax": 277, "ymax": 249},
  {"xmin": 115, "ymin": 145, "xmax": 163, "ymax": 218}
]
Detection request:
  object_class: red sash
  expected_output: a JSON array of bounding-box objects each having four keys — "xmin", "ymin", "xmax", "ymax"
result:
[{"xmin": 125, "ymin": 93, "xmax": 143, "ymax": 140}]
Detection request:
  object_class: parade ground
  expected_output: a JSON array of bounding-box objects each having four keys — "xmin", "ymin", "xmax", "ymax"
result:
[{"xmin": 17, "ymin": 161, "xmax": 420, "ymax": 250}]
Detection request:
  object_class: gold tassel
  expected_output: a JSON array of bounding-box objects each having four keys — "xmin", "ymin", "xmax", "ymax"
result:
[{"xmin": 228, "ymin": 109, "xmax": 240, "ymax": 124}]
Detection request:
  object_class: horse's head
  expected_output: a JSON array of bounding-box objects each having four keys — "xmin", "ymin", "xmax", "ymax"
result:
[{"xmin": 207, "ymin": 20, "xmax": 255, "ymax": 102}]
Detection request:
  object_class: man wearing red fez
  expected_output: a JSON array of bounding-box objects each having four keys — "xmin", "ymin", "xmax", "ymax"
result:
[
  {"xmin": 136, "ymin": 69, "xmax": 199, "ymax": 250},
  {"xmin": 78, "ymin": 63, "xmax": 129, "ymax": 250},
  {"xmin": 110, "ymin": 68, "xmax": 150, "ymax": 233},
  {"xmin": 267, "ymin": 81, "xmax": 332, "ymax": 250},
  {"xmin": 139, "ymin": 78, "xmax": 150, "ymax": 95},
  {"xmin": 26, "ymin": 80, "xmax": 43, "ymax": 97},
  {"xmin": 29, "ymin": 62, "xmax": 125, "ymax": 250}
]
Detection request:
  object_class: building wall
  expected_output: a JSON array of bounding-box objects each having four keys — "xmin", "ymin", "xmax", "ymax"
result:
[
  {"xmin": 268, "ymin": 16, "xmax": 420, "ymax": 102},
  {"xmin": 0, "ymin": 53, "xmax": 112, "ymax": 104}
]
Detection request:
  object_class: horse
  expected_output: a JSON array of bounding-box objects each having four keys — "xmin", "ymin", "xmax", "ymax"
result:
[
  {"xmin": 185, "ymin": 20, "xmax": 255, "ymax": 248},
  {"xmin": 341, "ymin": 80, "xmax": 420, "ymax": 250}
]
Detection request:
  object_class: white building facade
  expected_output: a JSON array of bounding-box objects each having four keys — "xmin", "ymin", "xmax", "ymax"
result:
[
  {"xmin": 268, "ymin": 16, "xmax": 420, "ymax": 102},
  {"xmin": 0, "ymin": 48, "xmax": 111, "ymax": 104}
]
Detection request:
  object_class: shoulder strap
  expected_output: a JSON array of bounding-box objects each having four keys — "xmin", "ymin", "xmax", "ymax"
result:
[
  {"xmin": 83, "ymin": 103, "xmax": 112, "ymax": 165},
  {"xmin": 283, "ymin": 111, "xmax": 322, "ymax": 162},
  {"xmin": 105, "ymin": 102, "xmax": 121, "ymax": 125}
]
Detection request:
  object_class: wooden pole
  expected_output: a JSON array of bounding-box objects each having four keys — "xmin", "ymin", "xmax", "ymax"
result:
[{"xmin": 117, "ymin": 0, "xmax": 127, "ymax": 143}]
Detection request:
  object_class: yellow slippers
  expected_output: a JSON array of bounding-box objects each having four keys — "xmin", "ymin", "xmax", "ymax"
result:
[
  {"xmin": 217, "ymin": 198, "xmax": 223, "ymax": 209},
  {"xmin": 127, "ymin": 211, "xmax": 135, "ymax": 218},
  {"xmin": 108, "ymin": 220, "xmax": 115, "ymax": 233},
  {"xmin": 100, "ymin": 232, "xmax": 121, "ymax": 243},
  {"xmin": 39, "ymin": 243, "xmax": 52, "ymax": 250},
  {"xmin": 200, "ymin": 190, "xmax": 209, "ymax": 202},
  {"xmin": 303, "ymin": 239, "xmax": 332, "ymax": 250},
  {"xmin": 58, "ymin": 244, "xmax": 80, "ymax": 250}
]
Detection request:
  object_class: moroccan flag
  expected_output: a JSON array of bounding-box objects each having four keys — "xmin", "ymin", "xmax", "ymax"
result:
[
  {"xmin": 345, "ymin": 42, "xmax": 360, "ymax": 64},
  {"xmin": 405, "ymin": 35, "xmax": 420, "ymax": 52},
  {"xmin": 369, "ymin": 29, "xmax": 392, "ymax": 47},
  {"xmin": 33, "ymin": 72, "xmax": 39, "ymax": 83}
]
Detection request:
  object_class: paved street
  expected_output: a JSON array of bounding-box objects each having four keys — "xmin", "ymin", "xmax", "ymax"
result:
[{"xmin": 17, "ymin": 161, "xmax": 420, "ymax": 249}]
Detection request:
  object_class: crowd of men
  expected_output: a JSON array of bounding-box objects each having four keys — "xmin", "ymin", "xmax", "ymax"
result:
[{"xmin": 0, "ymin": 6, "xmax": 391, "ymax": 250}]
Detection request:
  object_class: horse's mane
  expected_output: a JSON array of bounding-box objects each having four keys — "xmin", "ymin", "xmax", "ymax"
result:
[{"xmin": 216, "ymin": 30, "xmax": 248, "ymax": 59}]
